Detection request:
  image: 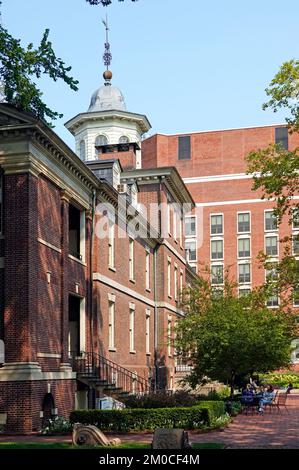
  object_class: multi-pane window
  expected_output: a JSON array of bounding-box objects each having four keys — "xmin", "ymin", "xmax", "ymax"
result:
[
  {"xmin": 293, "ymin": 234, "xmax": 299, "ymax": 256},
  {"xmin": 146, "ymin": 311, "xmax": 150, "ymax": 354},
  {"xmin": 293, "ymin": 289, "xmax": 299, "ymax": 307},
  {"xmin": 211, "ymin": 214, "xmax": 223, "ymax": 235},
  {"xmin": 211, "ymin": 239, "xmax": 223, "ymax": 260},
  {"xmin": 267, "ymin": 293, "xmax": 279, "ymax": 307},
  {"xmin": 265, "ymin": 236, "xmax": 278, "ymax": 256},
  {"xmin": 178, "ymin": 136, "xmax": 191, "ymax": 160},
  {"xmin": 265, "ymin": 211, "xmax": 277, "ymax": 231},
  {"xmin": 292, "ymin": 209, "xmax": 299, "ymax": 230},
  {"xmin": 167, "ymin": 259, "xmax": 171, "ymax": 297},
  {"xmin": 238, "ymin": 238, "xmax": 250, "ymax": 258},
  {"xmin": 129, "ymin": 307, "xmax": 135, "ymax": 352},
  {"xmin": 108, "ymin": 301, "xmax": 115, "ymax": 350},
  {"xmin": 238, "ymin": 213, "xmax": 250, "ymax": 233},
  {"xmin": 108, "ymin": 220, "xmax": 115, "ymax": 268},
  {"xmin": 212, "ymin": 288, "xmax": 224, "ymax": 299},
  {"xmin": 185, "ymin": 240, "xmax": 197, "ymax": 262},
  {"xmin": 239, "ymin": 288, "xmax": 251, "ymax": 298},
  {"xmin": 145, "ymin": 249, "xmax": 150, "ymax": 290},
  {"xmin": 265, "ymin": 263, "xmax": 278, "ymax": 282},
  {"xmin": 185, "ymin": 217, "xmax": 196, "ymax": 237},
  {"xmin": 129, "ymin": 238, "xmax": 134, "ymax": 280},
  {"xmin": 95, "ymin": 134, "xmax": 108, "ymax": 147},
  {"xmin": 211, "ymin": 265, "xmax": 224, "ymax": 285},
  {"xmin": 275, "ymin": 127, "xmax": 288, "ymax": 150},
  {"xmin": 238, "ymin": 263, "xmax": 251, "ymax": 283}
]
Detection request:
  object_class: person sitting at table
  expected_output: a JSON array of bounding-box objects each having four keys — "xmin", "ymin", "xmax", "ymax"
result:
[
  {"xmin": 286, "ymin": 383, "xmax": 293, "ymax": 394},
  {"xmin": 258, "ymin": 385, "xmax": 275, "ymax": 414},
  {"xmin": 241, "ymin": 384, "xmax": 254, "ymax": 404}
]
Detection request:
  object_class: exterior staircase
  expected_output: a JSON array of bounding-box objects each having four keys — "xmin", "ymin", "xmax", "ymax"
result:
[{"xmin": 69, "ymin": 351, "xmax": 150, "ymax": 398}]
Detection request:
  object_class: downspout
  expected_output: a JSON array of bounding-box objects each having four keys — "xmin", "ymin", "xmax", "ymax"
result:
[
  {"xmin": 89, "ymin": 189, "xmax": 96, "ymax": 359},
  {"xmin": 89, "ymin": 188, "xmax": 96, "ymax": 408},
  {"xmin": 154, "ymin": 177, "xmax": 163, "ymax": 391}
]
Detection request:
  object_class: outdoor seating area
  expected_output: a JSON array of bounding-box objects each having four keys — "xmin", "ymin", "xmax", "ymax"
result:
[{"xmin": 240, "ymin": 382, "xmax": 292, "ymax": 415}]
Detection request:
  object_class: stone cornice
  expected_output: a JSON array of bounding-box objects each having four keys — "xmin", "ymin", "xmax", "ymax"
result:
[
  {"xmin": 65, "ymin": 110, "xmax": 151, "ymax": 135},
  {"xmin": 121, "ymin": 167, "xmax": 195, "ymax": 208}
]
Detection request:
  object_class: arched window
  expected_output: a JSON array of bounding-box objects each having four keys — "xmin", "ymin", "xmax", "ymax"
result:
[
  {"xmin": 79, "ymin": 140, "xmax": 85, "ymax": 160},
  {"xmin": 119, "ymin": 135, "xmax": 129, "ymax": 144},
  {"xmin": 95, "ymin": 135, "xmax": 108, "ymax": 147}
]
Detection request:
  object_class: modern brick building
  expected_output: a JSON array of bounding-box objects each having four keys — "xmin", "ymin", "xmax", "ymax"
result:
[{"xmin": 141, "ymin": 127, "xmax": 299, "ymax": 364}]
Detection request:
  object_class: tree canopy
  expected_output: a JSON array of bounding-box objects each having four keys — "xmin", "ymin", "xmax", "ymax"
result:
[{"xmin": 175, "ymin": 276, "xmax": 296, "ymax": 396}]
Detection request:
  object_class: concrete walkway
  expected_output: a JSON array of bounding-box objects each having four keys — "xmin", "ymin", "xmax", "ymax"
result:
[{"xmin": 0, "ymin": 393, "xmax": 298, "ymax": 449}]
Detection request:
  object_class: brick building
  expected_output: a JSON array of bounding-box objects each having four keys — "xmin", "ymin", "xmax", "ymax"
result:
[
  {"xmin": 0, "ymin": 82, "xmax": 194, "ymax": 432},
  {"xmin": 141, "ymin": 127, "xmax": 299, "ymax": 364}
]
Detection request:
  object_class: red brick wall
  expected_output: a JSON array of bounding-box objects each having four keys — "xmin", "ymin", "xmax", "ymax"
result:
[{"xmin": 0, "ymin": 379, "xmax": 76, "ymax": 433}]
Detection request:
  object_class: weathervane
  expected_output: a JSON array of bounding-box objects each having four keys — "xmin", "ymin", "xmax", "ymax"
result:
[{"xmin": 102, "ymin": 15, "xmax": 112, "ymax": 69}]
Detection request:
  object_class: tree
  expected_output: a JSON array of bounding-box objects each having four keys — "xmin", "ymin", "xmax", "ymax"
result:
[
  {"xmin": 0, "ymin": 9, "xmax": 78, "ymax": 123},
  {"xmin": 246, "ymin": 60, "xmax": 299, "ymax": 225},
  {"xmin": 246, "ymin": 60, "xmax": 299, "ymax": 293},
  {"xmin": 175, "ymin": 276, "xmax": 296, "ymax": 397}
]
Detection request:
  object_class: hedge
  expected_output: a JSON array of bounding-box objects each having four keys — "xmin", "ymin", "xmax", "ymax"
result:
[{"xmin": 70, "ymin": 401, "xmax": 225, "ymax": 432}]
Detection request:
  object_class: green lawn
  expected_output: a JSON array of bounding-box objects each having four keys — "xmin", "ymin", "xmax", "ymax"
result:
[{"xmin": 0, "ymin": 442, "xmax": 225, "ymax": 450}]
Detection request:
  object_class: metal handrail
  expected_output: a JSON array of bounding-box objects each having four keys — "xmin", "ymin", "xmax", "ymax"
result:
[{"xmin": 69, "ymin": 351, "xmax": 150, "ymax": 394}]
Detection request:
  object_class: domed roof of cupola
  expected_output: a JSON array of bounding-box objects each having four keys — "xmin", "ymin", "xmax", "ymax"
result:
[{"xmin": 88, "ymin": 81, "xmax": 127, "ymax": 113}]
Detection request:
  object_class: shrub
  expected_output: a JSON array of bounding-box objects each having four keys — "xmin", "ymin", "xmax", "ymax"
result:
[
  {"xmin": 41, "ymin": 416, "xmax": 72, "ymax": 435},
  {"xmin": 121, "ymin": 391, "xmax": 199, "ymax": 409},
  {"xmin": 260, "ymin": 373, "xmax": 299, "ymax": 388},
  {"xmin": 70, "ymin": 401, "xmax": 225, "ymax": 432}
]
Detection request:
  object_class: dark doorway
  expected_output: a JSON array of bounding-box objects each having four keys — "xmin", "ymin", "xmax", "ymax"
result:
[
  {"xmin": 69, "ymin": 295, "xmax": 80, "ymax": 356},
  {"xmin": 42, "ymin": 393, "xmax": 55, "ymax": 427}
]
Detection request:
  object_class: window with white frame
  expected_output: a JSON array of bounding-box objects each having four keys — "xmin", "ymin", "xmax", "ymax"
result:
[
  {"xmin": 179, "ymin": 214, "xmax": 183, "ymax": 245},
  {"xmin": 129, "ymin": 306, "xmax": 135, "ymax": 352},
  {"xmin": 211, "ymin": 214, "xmax": 223, "ymax": 235},
  {"xmin": 211, "ymin": 239, "xmax": 223, "ymax": 260},
  {"xmin": 211, "ymin": 264, "xmax": 224, "ymax": 285},
  {"xmin": 265, "ymin": 262, "xmax": 279, "ymax": 282},
  {"xmin": 146, "ymin": 310, "xmax": 150, "ymax": 354},
  {"xmin": 185, "ymin": 240, "xmax": 197, "ymax": 262},
  {"xmin": 293, "ymin": 234, "xmax": 299, "ymax": 256},
  {"xmin": 265, "ymin": 210, "xmax": 277, "ymax": 231},
  {"xmin": 265, "ymin": 236, "xmax": 278, "ymax": 257},
  {"xmin": 174, "ymin": 265, "xmax": 178, "ymax": 300},
  {"xmin": 291, "ymin": 340, "xmax": 299, "ymax": 364},
  {"xmin": 185, "ymin": 216, "xmax": 196, "ymax": 237},
  {"xmin": 239, "ymin": 288, "xmax": 251, "ymax": 298},
  {"xmin": 129, "ymin": 238, "xmax": 134, "ymax": 280},
  {"xmin": 108, "ymin": 220, "xmax": 115, "ymax": 268},
  {"xmin": 95, "ymin": 134, "xmax": 108, "ymax": 147},
  {"xmin": 145, "ymin": 248, "xmax": 150, "ymax": 290},
  {"xmin": 267, "ymin": 292, "xmax": 279, "ymax": 307},
  {"xmin": 238, "ymin": 238, "xmax": 250, "ymax": 258},
  {"xmin": 292, "ymin": 209, "xmax": 299, "ymax": 230},
  {"xmin": 167, "ymin": 258, "xmax": 171, "ymax": 297},
  {"xmin": 293, "ymin": 288, "xmax": 299, "ymax": 307},
  {"xmin": 108, "ymin": 300, "xmax": 115, "ymax": 350},
  {"xmin": 238, "ymin": 212, "xmax": 250, "ymax": 233},
  {"xmin": 238, "ymin": 263, "xmax": 251, "ymax": 283},
  {"xmin": 167, "ymin": 317, "xmax": 172, "ymax": 357}
]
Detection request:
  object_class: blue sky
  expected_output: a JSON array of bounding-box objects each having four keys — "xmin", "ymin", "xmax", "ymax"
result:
[{"xmin": 2, "ymin": 0, "xmax": 299, "ymax": 149}]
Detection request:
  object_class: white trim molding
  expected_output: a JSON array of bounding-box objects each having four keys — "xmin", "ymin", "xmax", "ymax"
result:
[
  {"xmin": 37, "ymin": 238, "xmax": 61, "ymax": 253},
  {"xmin": 197, "ymin": 196, "xmax": 299, "ymax": 208},
  {"xmin": 93, "ymin": 273, "xmax": 155, "ymax": 307}
]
